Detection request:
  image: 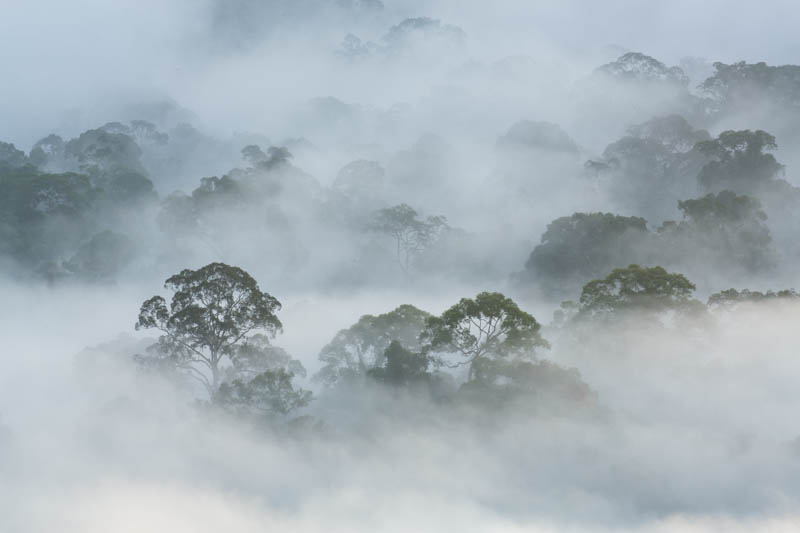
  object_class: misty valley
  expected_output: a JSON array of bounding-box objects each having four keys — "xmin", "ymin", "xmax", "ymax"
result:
[{"xmin": 3, "ymin": 2, "xmax": 800, "ymax": 532}]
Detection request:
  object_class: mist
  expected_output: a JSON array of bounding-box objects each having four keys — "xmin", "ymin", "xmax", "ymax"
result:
[{"xmin": 3, "ymin": 1, "xmax": 800, "ymax": 531}]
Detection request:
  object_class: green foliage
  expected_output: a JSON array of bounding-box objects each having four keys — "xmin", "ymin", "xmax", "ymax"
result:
[
  {"xmin": 0, "ymin": 142, "xmax": 29, "ymax": 168},
  {"xmin": 523, "ymin": 212, "xmax": 649, "ymax": 295},
  {"xmin": 458, "ymin": 359, "xmax": 595, "ymax": 410},
  {"xmin": 659, "ymin": 191, "xmax": 777, "ymax": 273},
  {"xmin": 241, "ymin": 144, "xmax": 292, "ymax": 170},
  {"xmin": 596, "ymin": 52, "xmax": 689, "ymax": 87},
  {"xmin": 367, "ymin": 340, "xmax": 432, "ymax": 386},
  {"xmin": 577, "ymin": 264, "xmax": 696, "ymax": 315},
  {"xmin": 707, "ymin": 288, "xmax": 800, "ymax": 308},
  {"xmin": 701, "ymin": 61, "xmax": 800, "ymax": 114},
  {"xmin": 592, "ymin": 115, "xmax": 710, "ymax": 221},
  {"xmin": 135, "ymin": 263, "xmax": 283, "ymax": 393},
  {"xmin": 225, "ymin": 333, "xmax": 306, "ymax": 383},
  {"xmin": 421, "ymin": 292, "xmax": 548, "ymax": 383},
  {"xmin": 29, "ymin": 134, "xmax": 65, "ymax": 168},
  {"xmin": 677, "ymin": 190, "xmax": 766, "ymax": 224},
  {"xmin": 315, "ymin": 304, "xmax": 431, "ymax": 387},
  {"xmin": 64, "ymin": 128, "xmax": 146, "ymax": 177},
  {"xmin": 104, "ymin": 171, "xmax": 155, "ymax": 204},
  {"xmin": 214, "ymin": 369, "xmax": 312, "ymax": 418},
  {"xmin": 696, "ymin": 130, "xmax": 783, "ymax": 194},
  {"xmin": 0, "ymin": 163, "xmax": 102, "ymax": 272}
]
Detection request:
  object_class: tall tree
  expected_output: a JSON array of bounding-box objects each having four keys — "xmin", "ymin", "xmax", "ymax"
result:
[
  {"xmin": 420, "ymin": 292, "xmax": 548, "ymax": 383},
  {"xmin": 135, "ymin": 263, "xmax": 283, "ymax": 393}
]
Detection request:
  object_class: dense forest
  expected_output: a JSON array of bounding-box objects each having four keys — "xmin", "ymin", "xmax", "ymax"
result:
[{"xmin": 3, "ymin": 1, "xmax": 800, "ymax": 532}]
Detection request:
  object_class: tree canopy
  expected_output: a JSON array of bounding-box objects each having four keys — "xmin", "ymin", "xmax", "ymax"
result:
[
  {"xmin": 577, "ymin": 264, "xmax": 696, "ymax": 316},
  {"xmin": 369, "ymin": 204, "xmax": 448, "ymax": 276},
  {"xmin": 696, "ymin": 130, "xmax": 783, "ymax": 194},
  {"xmin": 522, "ymin": 212, "xmax": 650, "ymax": 295},
  {"xmin": 135, "ymin": 262, "xmax": 284, "ymax": 393},
  {"xmin": 420, "ymin": 292, "xmax": 548, "ymax": 383},
  {"xmin": 315, "ymin": 304, "xmax": 431, "ymax": 387}
]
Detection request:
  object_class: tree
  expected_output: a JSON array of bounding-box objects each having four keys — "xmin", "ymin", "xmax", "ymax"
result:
[
  {"xmin": 241, "ymin": 144, "xmax": 292, "ymax": 170},
  {"xmin": 135, "ymin": 263, "xmax": 283, "ymax": 394},
  {"xmin": 0, "ymin": 164, "xmax": 101, "ymax": 275},
  {"xmin": 64, "ymin": 128, "xmax": 146, "ymax": 177},
  {"xmin": 0, "ymin": 142, "xmax": 29, "ymax": 168},
  {"xmin": 577, "ymin": 264, "xmax": 696, "ymax": 316},
  {"xmin": 696, "ymin": 130, "xmax": 783, "ymax": 194},
  {"xmin": 420, "ymin": 292, "xmax": 548, "ymax": 383},
  {"xmin": 223, "ymin": 333, "xmax": 306, "ymax": 384},
  {"xmin": 595, "ymin": 52, "xmax": 689, "ymax": 88},
  {"xmin": 458, "ymin": 359, "xmax": 595, "ymax": 410},
  {"xmin": 521, "ymin": 212, "xmax": 650, "ymax": 295},
  {"xmin": 214, "ymin": 369, "xmax": 312, "ymax": 419},
  {"xmin": 707, "ymin": 288, "xmax": 800, "ymax": 308},
  {"xmin": 592, "ymin": 115, "xmax": 709, "ymax": 222},
  {"xmin": 496, "ymin": 120, "xmax": 579, "ymax": 156},
  {"xmin": 369, "ymin": 204, "xmax": 448, "ymax": 275},
  {"xmin": 657, "ymin": 191, "xmax": 777, "ymax": 274},
  {"xmin": 367, "ymin": 340, "xmax": 432, "ymax": 386},
  {"xmin": 315, "ymin": 304, "xmax": 431, "ymax": 387},
  {"xmin": 700, "ymin": 61, "xmax": 800, "ymax": 115},
  {"xmin": 29, "ymin": 134, "xmax": 65, "ymax": 169}
]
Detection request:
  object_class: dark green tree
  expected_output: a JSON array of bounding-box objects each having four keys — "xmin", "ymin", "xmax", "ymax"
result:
[
  {"xmin": 135, "ymin": 263, "xmax": 283, "ymax": 393},
  {"xmin": 420, "ymin": 292, "xmax": 548, "ymax": 383},
  {"xmin": 592, "ymin": 115, "xmax": 710, "ymax": 222},
  {"xmin": 521, "ymin": 212, "xmax": 650, "ymax": 295},
  {"xmin": 0, "ymin": 163, "xmax": 101, "ymax": 275},
  {"xmin": 64, "ymin": 128, "xmax": 146, "ymax": 177},
  {"xmin": 367, "ymin": 340, "xmax": 432, "ymax": 386},
  {"xmin": 577, "ymin": 264, "xmax": 696, "ymax": 316},
  {"xmin": 0, "ymin": 142, "xmax": 29, "ymax": 168},
  {"xmin": 707, "ymin": 288, "xmax": 800, "ymax": 308},
  {"xmin": 657, "ymin": 191, "xmax": 777, "ymax": 274},
  {"xmin": 315, "ymin": 304, "xmax": 431, "ymax": 387},
  {"xmin": 696, "ymin": 130, "xmax": 783, "ymax": 194}
]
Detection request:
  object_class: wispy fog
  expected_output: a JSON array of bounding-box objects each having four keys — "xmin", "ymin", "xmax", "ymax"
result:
[{"xmin": 3, "ymin": 1, "xmax": 800, "ymax": 531}]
